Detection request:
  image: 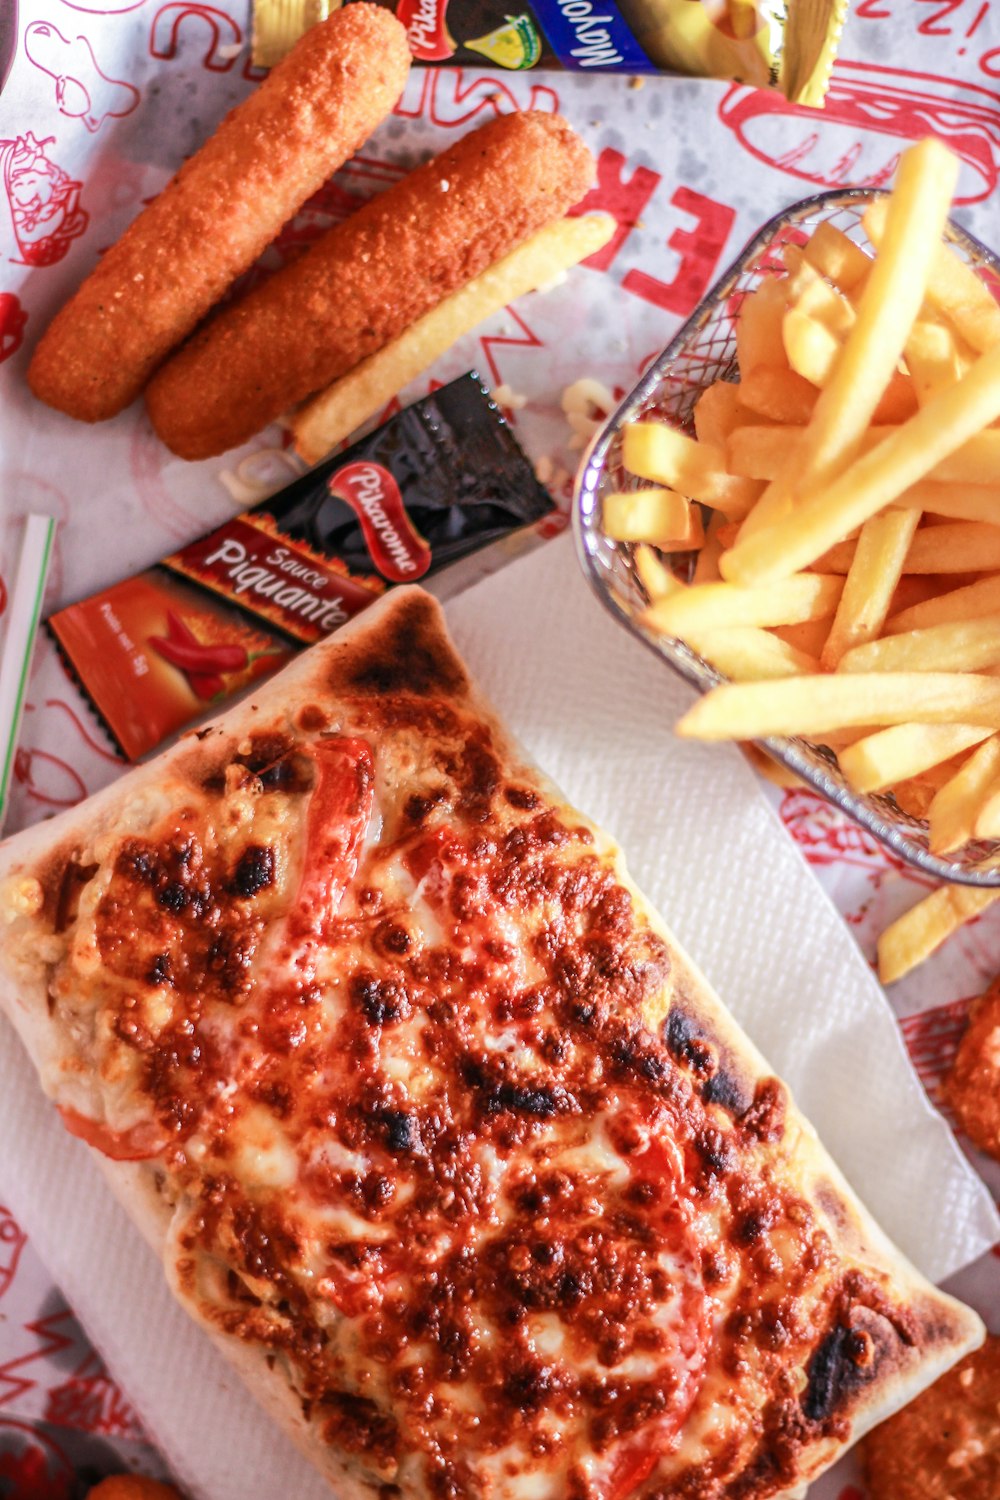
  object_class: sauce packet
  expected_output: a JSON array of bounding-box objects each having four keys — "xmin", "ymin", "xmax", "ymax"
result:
[
  {"xmin": 48, "ymin": 373, "xmax": 554, "ymax": 761},
  {"xmin": 252, "ymin": 0, "xmax": 847, "ymax": 107}
]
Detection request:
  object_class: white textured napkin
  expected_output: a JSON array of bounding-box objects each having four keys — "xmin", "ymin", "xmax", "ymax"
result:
[{"xmin": 1, "ymin": 533, "xmax": 996, "ymax": 1500}]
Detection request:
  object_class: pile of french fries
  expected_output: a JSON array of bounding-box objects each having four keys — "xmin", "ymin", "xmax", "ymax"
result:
[{"xmin": 601, "ymin": 136, "xmax": 1000, "ymax": 983}]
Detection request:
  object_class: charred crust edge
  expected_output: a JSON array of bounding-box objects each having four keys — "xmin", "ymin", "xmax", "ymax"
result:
[{"xmin": 335, "ymin": 593, "xmax": 468, "ymax": 700}]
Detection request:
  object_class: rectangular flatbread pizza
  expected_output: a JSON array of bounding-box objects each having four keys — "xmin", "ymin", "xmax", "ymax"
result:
[{"xmin": 0, "ymin": 588, "xmax": 983, "ymax": 1499}]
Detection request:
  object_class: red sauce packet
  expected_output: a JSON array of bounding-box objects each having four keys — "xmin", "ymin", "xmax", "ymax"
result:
[{"xmin": 48, "ymin": 373, "xmax": 554, "ymax": 760}]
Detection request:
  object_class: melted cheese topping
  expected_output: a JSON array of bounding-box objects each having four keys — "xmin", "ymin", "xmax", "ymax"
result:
[{"xmin": 31, "ymin": 717, "xmax": 906, "ymax": 1500}]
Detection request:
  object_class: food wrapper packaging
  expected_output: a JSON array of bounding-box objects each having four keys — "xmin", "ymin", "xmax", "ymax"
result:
[
  {"xmin": 0, "ymin": 536, "xmax": 996, "ymax": 1500},
  {"xmin": 45, "ymin": 373, "xmax": 555, "ymax": 761},
  {"xmin": 252, "ymin": 0, "xmax": 847, "ymax": 106}
]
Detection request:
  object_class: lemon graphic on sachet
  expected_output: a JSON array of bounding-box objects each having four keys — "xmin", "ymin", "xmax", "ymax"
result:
[{"xmin": 464, "ymin": 13, "xmax": 542, "ymax": 69}]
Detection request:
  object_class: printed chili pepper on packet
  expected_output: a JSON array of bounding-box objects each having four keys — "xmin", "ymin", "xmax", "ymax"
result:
[{"xmin": 47, "ymin": 373, "xmax": 554, "ymax": 760}]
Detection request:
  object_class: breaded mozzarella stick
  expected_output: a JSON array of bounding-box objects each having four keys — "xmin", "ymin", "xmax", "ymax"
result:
[
  {"xmin": 28, "ymin": 4, "xmax": 411, "ymax": 423},
  {"xmin": 145, "ymin": 112, "xmax": 595, "ymax": 460}
]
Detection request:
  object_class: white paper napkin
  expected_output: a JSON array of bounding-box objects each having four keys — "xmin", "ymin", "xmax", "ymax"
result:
[{"xmin": 1, "ymin": 533, "xmax": 996, "ymax": 1500}]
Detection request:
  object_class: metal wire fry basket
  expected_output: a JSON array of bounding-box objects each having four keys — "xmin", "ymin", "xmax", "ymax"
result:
[{"xmin": 574, "ymin": 187, "xmax": 1000, "ymax": 886}]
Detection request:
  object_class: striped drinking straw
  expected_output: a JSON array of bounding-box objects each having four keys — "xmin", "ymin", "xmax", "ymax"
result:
[{"xmin": 0, "ymin": 513, "xmax": 56, "ymax": 833}]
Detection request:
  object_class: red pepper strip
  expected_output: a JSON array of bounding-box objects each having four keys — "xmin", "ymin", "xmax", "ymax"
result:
[
  {"xmin": 148, "ymin": 635, "xmax": 248, "ymax": 674},
  {"xmin": 166, "ymin": 609, "xmax": 201, "ymax": 647},
  {"xmin": 58, "ymin": 1105, "xmax": 166, "ymax": 1161},
  {"xmin": 290, "ymin": 736, "xmax": 374, "ymax": 939},
  {"xmin": 188, "ymin": 673, "xmax": 225, "ymax": 701}
]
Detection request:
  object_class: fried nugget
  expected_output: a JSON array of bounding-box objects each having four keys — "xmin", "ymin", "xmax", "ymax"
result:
[
  {"xmin": 944, "ymin": 976, "xmax": 1000, "ymax": 1160},
  {"xmin": 145, "ymin": 111, "xmax": 595, "ymax": 459},
  {"xmin": 862, "ymin": 1334, "xmax": 998, "ymax": 1500},
  {"xmin": 28, "ymin": 4, "xmax": 410, "ymax": 423}
]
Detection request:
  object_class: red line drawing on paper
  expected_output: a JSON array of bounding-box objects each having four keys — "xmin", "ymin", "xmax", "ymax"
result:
[
  {"xmin": 0, "ymin": 1418, "xmax": 73, "ymax": 1498},
  {"xmin": 0, "ymin": 1207, "xmax": 26, "ymax": 1302},
  {"xmin": 0, "ymin": 1311, "xmax": 75, "ymax": 1409},
  {"xmin": 0, "ymin": 133, "xmax": 88, "ymax": 267},
  {"xmin": 623, "ymin": 187, "xmax": 736, "ymax": 319},
  {"xmin": 25, "ymin": 22, "xmax": 140, "ymax": 133},
  {"xmin": 60, "ymin": 0, "xmax": 148, "ymax": 12},
  {"xmin": 899, "ymin": 996, "xmax": 972, "ymax": 1105},
  {"xmin": 568, "ymin": 148, "xmax": 660, "ymax": 272},
  {"xmin": 477, "ymin": 303, "xmax": 544, "ymax": 390},
  {"xmin": 44, "ymin": 698, "xmax": 123, "ymax": 764},
  {"xmin": 12, "ymin": 746, "xmax": 88, "ymax": 809},
  {"xmin": 149, "ymin": 1, "xmax": 242, "ymax": 71},
  {"xmin": 778, "ymin": 788, "xmax": 910, "ymax": 875},
  {"xmin": 394, "ymin": 66, "xmax": 559, "ymax": 127},
  {"xmin": 0, "ymin": 291, "xmax": 26, "ymax": 364},
  {"xmin": 718, "ymin": 61, "xmax": 1000, "ymax": 205},
  {"xmin": 44, "ymin": 1351, "xmax": 143, "ymax": 1439}
]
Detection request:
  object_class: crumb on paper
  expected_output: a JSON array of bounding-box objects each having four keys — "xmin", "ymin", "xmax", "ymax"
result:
[
  {"xmin": 629, "ymin": 76, "xmax": 645, "ymax": 90},
  {"xmin": 492, "ymin": 382, "xmax": 528, "ymax": 411},
  {"xmin": 533, "ymin": 454, "xmax": 571, "ymax": 494},
  {"xmin": 561, "ymin": 377, "xmax": 614, "ymax": 450},
  {"xmin": 217, "ymin": 42, "xmax": 243, "ymax": 59}
]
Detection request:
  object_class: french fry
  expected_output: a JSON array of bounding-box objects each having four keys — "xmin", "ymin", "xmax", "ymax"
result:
[
  {"xmin": 905, "ymin": 319, "xmax": 973, "ymax": 405},
  {"xmin": 802, "ymin": 220, "xmax": 872, "ymax": 294},
  {"xmin": 898, "ymin": 520, "xmax": 1000, "ymax": 574},
  {"xmin": 838, "ymin": 616, "xmax": 1000, "ymax": 676},
  {"xmin": 679, "ymin": 625, "xmax": 819, "ymax": 681},
  {"xmin": 877, "ymin": 882, "xmax": 1000, "ymax": 985},
  {"xmin": 838, "ymin": 722, "xmax": 992, "ymax": 794},
  {"xmin": 692, "ymin": 514, "xmax": 726, "ymax": 583},
  {"xmin": 675, "ymin": 671, "xmax": 1000, "ymax": 741},
  {"xmin": 721, "ymin": 339, "xmax": 1000, "ymax": 587},
  {"xmin": 695, "ymin": 472, "xmax": 765, "ymax": 520},
  {"xmin": 623, "ymin": 422, "xmax": 758, "ymax": 514},
  {"xmin": 772, "ymin": 618, "xmax": 835, "ymax": 656},
  {"xmin": 783, "ymin": 308, "xmax": 840, "ymax": 386},
  {"xmin": 693, "ymin": 380, "xmax": 746, "ymax": 448},
  {"xmin": 885, "ymin": 572, "xmax": 1000, "ymax": 635},
  {"xmin": 736, "ymin": 277, "xmax": 788, "ymax": 375},
  {"xmin": 811, "ymin": 537, "xmax": 858, "ymax": 574},
  {"xmin": 738, "ymin": 366, "xmax": 818, "ymax": 424},
  {"xmin": 634, "ymin": 544, "xmax": 682, "ymax": 601},
  {"xmin": 604, "ymin": 141, "xmax": 1000, "ymax": 974},
  {"xmin": 871, "ymin": 369, "xmax": 919, "ymax": 424},
  {"xmin": 291, "ymin": 212, "xmax": 615, "ymax": 461},
  {"xmin": 642, "ymin": 574, "xmax": 843, "ymax": 636},
  {"xmin": 973, "ymin": 779, "xmax": 1000, "ymax": 839},
  {"xmin": 725, "ymin": 425, "xmax": 875, "ymax": 481},
  {"xmin": 623, "ymin": 422, "xmax": 723, "ymax": 488},
  {"xmin": 865, "ymin": 196, "xmax": 1000, "ymax": 354},
  {"xmin": 785, "ymin": 260, "xmax": 857, "ymax": 336},
  {"xmin": 820, "ymin": 508, "xmax": 920, "ymax": 668},
  {"xmin": 603, "ymin": 488, "xmax": 703, "ymax": 547},
  {"xmin": 898, "ymin": 478, "xmax": 1000, "ymax": 525},
  {"xmin": 780, "ymin": 138, "xmax": 958, "ymax": 497},
  {"xmin": 927, "ymin": 734, "xmax": 1000, "ymax": 852}
]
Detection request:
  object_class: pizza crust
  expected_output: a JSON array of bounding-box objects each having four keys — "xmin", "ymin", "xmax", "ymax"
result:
[{"xmin": 0, "ymin": 587, "xmax": 984, "ymax": 1499}]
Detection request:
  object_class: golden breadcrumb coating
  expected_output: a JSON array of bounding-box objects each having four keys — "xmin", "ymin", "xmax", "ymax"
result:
[
  {"xmin": 145, "ymin": 112, "xmax": 595, "ymax": 459},
  {"xmin": 863, "ymin": 1334, "xmax": 999, "ymax": 1500},
  {"xmin": 28, "ymin": 4, "xmax": 410, "ymax": 422}
]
